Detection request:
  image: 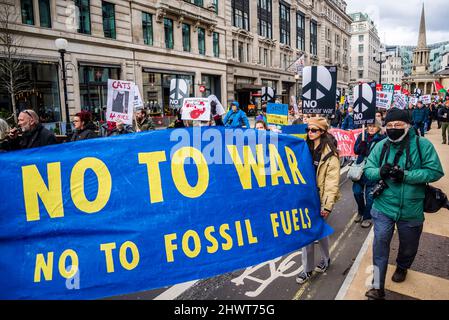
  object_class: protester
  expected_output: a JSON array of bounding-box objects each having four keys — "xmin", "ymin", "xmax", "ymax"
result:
[
  {"xmin": 436, "ymin": 101, "xmax": 443, "ymax": 129},
  {"xmin": 135, "ymin": 109, "xmax": 155, "ymax": 131},
  {"xmin": 255, "ymin": 120, "xmax": 268, "ymax": 131},
  {"xmin": 71, "ymin": 111, "xmax": 98, "ymax": 142},
  {"xmin": 406, "ymin": 103, "xmax": 414, "ymax": 124},
  {"xmin": 210, "ymin": 100, "xmax": 224, "ymax": 126},
  {"xmin": 352, "ymin": 120, "xmax": 385, "ymax": 228},
  {"xmin": 8, "ymin": 109, "xmax": 57, "ymax": 149},
  {"xmin": 341, "ymin": 107, "xmax": 355, "ymax": 130},
  {"xmin": 168, "ymin": 110, "xmax": 186, "ymax": 129},
  {"xmin": 109, "ymin": 119, "xmax": 134, "ymax": 136},
  {"xmin": 223, "ymin": 101, "xmax": 250, "ymax": 128},
  {"xmin": 412, "ymin": 101, "xmax": 428, "ymax": 136},
  {"xmin": 256, "ymin": 102, "xmax": 268, "ymax": 123},
  {"xmin": 364, "ymin": 108, "xmax": 444, "ymax": 300},
  {"xmin": 439, "ymin": 100, "xmax": 449, "ymax": 144},
  {"xmin": 329, "ymin": 102, "xmax": 342, "ymax": 128},
  {"xmin": 296, "ymin": 117, "xmax": 341, "ymax": 284},
  {"xmin": 375, "ymin": 112, "xmax": 385, "ymax": 134},
  {"xmin": 0, "ymin": 118, "xmax": 11, "ymax": 152}
]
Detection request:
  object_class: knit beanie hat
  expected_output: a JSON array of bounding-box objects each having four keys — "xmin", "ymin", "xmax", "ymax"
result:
[
  {"xmin": 384, "ymin": 108, "xmax": 411, "ymax": 124},
  {"xmin": 308, "ymin": 117, "xmax": 329, "ymax": 131}
]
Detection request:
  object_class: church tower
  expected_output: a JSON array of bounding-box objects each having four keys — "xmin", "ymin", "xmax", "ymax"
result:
[{"xmin": 412, "ymin": 4, "xmax": 430, "ymax": 75}]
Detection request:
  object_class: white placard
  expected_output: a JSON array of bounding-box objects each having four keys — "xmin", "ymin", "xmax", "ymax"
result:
[
  {"xmin": 181, "ymin": 98, "xmax": 211, "ymax": 121},
  {"xmin": 376, "ymin": 91, "xmax": 394, "ymax": 109},
  {"xmin": 207, "ymin": 95, "xmax": 226, "ymax": 116},
  {"xmin": 106, "ymin": 79, "xmax": 135, "ymax": 125},
  {"xmin": 421, "ymin": 95, "xmax": 431, "ymax": 104}
]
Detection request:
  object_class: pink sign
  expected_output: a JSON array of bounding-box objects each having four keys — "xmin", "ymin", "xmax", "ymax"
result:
[{"xmin": 329, "ymin": 128, "xmax": 364, "ymax": 157}]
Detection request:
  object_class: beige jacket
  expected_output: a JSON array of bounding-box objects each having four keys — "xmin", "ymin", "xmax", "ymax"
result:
[{"xmin": 315, "ymin": 144, "xmax": 341, "ymax": 212}]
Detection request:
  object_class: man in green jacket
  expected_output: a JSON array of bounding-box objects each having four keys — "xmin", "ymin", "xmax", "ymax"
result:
[
  {"xmin": 135, "ymin": 109, "xmax": 155, "ymax": 132},
  {"xmin": 363, "ymin": 108, "xmax": 444, "ymax": 300}
]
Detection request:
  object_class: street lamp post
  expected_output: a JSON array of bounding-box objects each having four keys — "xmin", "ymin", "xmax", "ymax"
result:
[
  {"xmin": 373, "ymin": 51, "xmax": 386, "ymax": 85},
  {"xmin": 55, "ymin": 38, "xmax": 71, "ymax": 136}
]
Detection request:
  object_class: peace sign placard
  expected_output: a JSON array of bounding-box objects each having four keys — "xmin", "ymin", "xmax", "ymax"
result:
[
  {"xmin": 353, "ymin": 82, "xmax": 376, "ymax": 126},
  {"xmin": 301, "ymin": 66, "xmax": 337, "ymax": 115}
]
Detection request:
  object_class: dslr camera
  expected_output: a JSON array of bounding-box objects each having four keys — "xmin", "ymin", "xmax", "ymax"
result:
[{"xmin": 371, "ymin": 180, "xmax": 389, "ymax": 199}]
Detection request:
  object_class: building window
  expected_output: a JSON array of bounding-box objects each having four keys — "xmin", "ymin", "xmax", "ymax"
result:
[
  {"xmin": 182, "ymin": 24, "xmax": 191, "ymax": 52},
  {"xmin": 79, "ymin": 65, "xmax": 120, "ymax": 121},
  {"xmin": 359, "ymin": 35, "xmax": 364, "ymax": 42},
  {"xmin": 213, "ymin": 32, "xmax": 220, "ymax": 57},
  {"xmin": 75, "ymin": 0, "xmax": 91, "ymax": 34},
  {"xmin": 279, "ymin": 2, "xmax": 290, "ymax": 46},
  {"xmin": 21, "ymin": 0, "xmax": 34, "ymax": 25},
  {"xmin": 142, "ymin": 12, "xmax": 153, "ymax": 46},
  {"xmin": 198, "ymin": 27, "xmax": 206, "ymax": 55},
  {"xmin": 258, "ymin": 0, "xmax": 272, "ymax": 39},
  {"xmin": 296, "ymin": 12, "xmax": 305, "ymax": 51},
  {"xmin": 39, "ymin": 0, "xmax": 52, "ymax": 28},
  {"xmin": 310, "ymin": 20, "xmax": 318, "ymax": 55},
  {"xmin": 0, "ymin": 61, "xmax": 61, "ymax": 123},
  {"xmin": 213, "ymin": 0, "xmax": 218, "ymax": 14},
  {"xmin": 358, "ymin": 71, "xmax": 364, "ymax": 78},
  {"xmin": 238, "ymin": 41, "xmax": 244, "ymax": 62},
  {"xmin": 358, "ymin": 56, "xmax": 364, "ymax": 67},
  {"xmin": 164, "ymin": 18, "xmax": 174, "ymax": 49},
  {"xmin": 102, "ymin": 1, "xmax": 116, "ymax": 39},
  {"xmin": 359, "ymin": 44, "xmax": 364, "ymax": 53},
  {"xmin": 232, "ymin": 0, "xmax": 249, "ymax": 31},
  {"xmin": 184, "ymin": 0, "xmax": 204, "ymax": 6}
]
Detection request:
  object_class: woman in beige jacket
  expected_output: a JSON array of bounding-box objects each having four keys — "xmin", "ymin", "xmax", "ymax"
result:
[{"xmin": 296, "ymin": 117, "xmax": 341, "ymax": 284}]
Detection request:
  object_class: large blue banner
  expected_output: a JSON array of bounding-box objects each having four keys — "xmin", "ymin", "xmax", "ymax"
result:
[{"xmin": 0, "ymin": 127, "xmax": 332, "ymax": 299}]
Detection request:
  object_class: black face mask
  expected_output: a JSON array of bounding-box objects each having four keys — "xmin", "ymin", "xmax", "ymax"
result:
[{"xmin": 386, "ymin": 128, "xmax": 406, "ymax": 142}]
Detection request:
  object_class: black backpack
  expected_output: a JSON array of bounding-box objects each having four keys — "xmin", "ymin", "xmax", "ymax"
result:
[{"xmin": 416, "ymin": 136, "xmax": 449, "ymax": 213}]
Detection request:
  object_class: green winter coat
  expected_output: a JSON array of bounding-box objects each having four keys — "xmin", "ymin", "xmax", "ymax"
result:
[{"xmin": 364, "ymin": 129, "xmax": 444, "ymax": 222}]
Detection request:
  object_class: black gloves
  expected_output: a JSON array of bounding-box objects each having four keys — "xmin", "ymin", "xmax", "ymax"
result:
[
  {"xmin": 390, "ymin": 167, "xmax": 405, "ymax": 183},
  {"xmin": 380, "ymin": 163, "xmax": 405, "ymax": 183},
  {"xmin": 380, "ymin": 163, "xmax": 393, "ymax": 180}
]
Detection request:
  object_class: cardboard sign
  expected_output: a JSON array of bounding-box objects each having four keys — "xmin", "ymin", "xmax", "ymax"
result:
[
  {"xmin": 376, "ymin": 91, "xmax": 394, "ymax": 109},
  {"xmin": 421, "ymin": 95, "xmax": 431, "ymax": 105},
  {"xmin": 353, "ymin": 82, "xmax": 376, "ymax": 126},
  {"xmin": 394, "ymin": 94, "xmax": 408, "ymax": 110},
  {"xmin": 207, "ymin": 95, "xmax": 226, "ymax": 116},
  {"xmin": 267, "ymin": 103, "xmax": 289, "ymax": 126},
  {"xmin": 106, "ymin": 79, "xmax": 135, "ymax": 125},
  {"xmin": 181, "ymin": 98, "xmax": 211, "ymax": 121},
  {"xmin": 301, "ymin": 66, "xmax": 338, "ymax": 115}
]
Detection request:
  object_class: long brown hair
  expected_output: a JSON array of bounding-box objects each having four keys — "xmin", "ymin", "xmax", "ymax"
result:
[{"xmin": 307, "ymin": 131, "xmax": 339, "ymax": 158}]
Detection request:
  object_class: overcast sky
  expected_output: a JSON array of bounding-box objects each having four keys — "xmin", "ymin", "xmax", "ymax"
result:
[{"xmin": 346, "ymin": 0, "xmax": 449, "ymax": 46}]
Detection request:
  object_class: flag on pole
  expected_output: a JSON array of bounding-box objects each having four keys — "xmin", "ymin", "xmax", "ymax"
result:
[{"xmin": 434, "ymin": 80, "xmax": 447, "ymax": 94}]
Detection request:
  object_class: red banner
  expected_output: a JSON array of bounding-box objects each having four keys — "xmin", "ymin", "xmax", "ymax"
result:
[{"xmin": 329, "ymin": 128, "xmax": 363, "ymax": 157}]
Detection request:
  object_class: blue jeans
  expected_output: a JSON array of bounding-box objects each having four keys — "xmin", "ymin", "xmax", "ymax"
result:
[
  {"xmin": 414, "ymin": 122, "xmax": 425, "ymax": 136},
  {"xmin": 371, "ymin": 208, "xmax": 423, "ymax": 290},
  {"xmin": 352, "ymin": 176, "xmax": 375, "ymax": 221}
]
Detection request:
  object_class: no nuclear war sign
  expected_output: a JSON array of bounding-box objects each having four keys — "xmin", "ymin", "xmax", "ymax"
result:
[
  {"xmin": 301, "ymin": 66, "xmax": 337, "ymax": 115},
  {"xmin": 353, "ymin": 82, "xmax": 376, "ymax": 126}
]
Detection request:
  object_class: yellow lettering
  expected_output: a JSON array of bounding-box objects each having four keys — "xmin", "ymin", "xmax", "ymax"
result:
[
  {"xmin": 269, "ymin": 144, "xmax": 291, "ymax": 186},
  {"xmin": 22, "ymin": 163, "xmax": 63, "ymax": 222},
  {"xmin": 182, "ymin": 230, "xmax": 201, "ymax": 259},
  {"xmin": 305, "ymin": 208, "xmax": 312, "ymax": 228},
  {"xmin": 227, "ymin": 145, "xmax": 266, "ymax": 189},
  {"xmin": 285, "ymin": 147, "xmax": 306, "ymax": 185},
  {"xmin": 219, "ymin": 224, "xmax": 233, "ymax": 251},
  {"xmin": 299, "ymin": 209, "xmax": 308, "ymax": 229},
  {"xmin": 245, "ymin": 219, "xmax": 258, "ymax": 244},
  {"xmin": 270, "ymin": 213, "xmax": 280, "ymax": 238},
  {"xmin": 235, "ymin": 221, "xmax": 244, "ymax": 246},
  {"xmin": 292, "ymin": 209, "xmax": 300, "ymax": 231},
  {"xmin": 204, "ymin": 226, "xmax": 219, "ymax": 254},
  {"xmin": 58, "ymin": 249, "xmax": 79, "ymax": 279},
  {"xmin": 164, "ymin": 233, "xmax": 178, "ymax": 263},
  {"xmin": 70, "ymin": 158, "xmax": 111, "ymax": 214},
  {"xmin": 172, "ymin": 147, "xmax": 209, "ymax": 198},
  {"xmin": 34, "ymin": 252, "xmax": 54, "ymax": 282},
  {"xmin": 138, "ymin": 151, "xmax": 167, "ymax": 204},
  {"xmin": 280, "ymin": 211, "xmax": 292, "ymax": 235},
  {"xmin": 100, "ymin": 242, "xmax": 116, "ymax": 273},
  {"xmin": 119, "ymin": 241, "xmax": 140, "ymax": 270}
]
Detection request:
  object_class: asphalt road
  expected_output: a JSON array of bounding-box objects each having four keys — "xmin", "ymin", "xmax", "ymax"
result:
[{"xmin": 108, "ymin": 167, "xmax": 372, "ymax": 301}]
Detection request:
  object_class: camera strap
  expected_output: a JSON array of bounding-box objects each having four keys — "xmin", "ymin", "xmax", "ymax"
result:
[{"xmin": 379, "ymin": 135, "xmax": 411, "ymax": 168}]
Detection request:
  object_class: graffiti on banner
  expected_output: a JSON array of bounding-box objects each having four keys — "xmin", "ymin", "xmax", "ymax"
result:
[
  {"xmin": 0, "ymin": 127, "xmax": 333, "ymax": 299},
  {"xmin": 181, "ymin": 98, "xmax": 211, "ymax": 121},
  {"xmin": 106, "ymin": 79, "xmax": 135, "ymax": 125}
]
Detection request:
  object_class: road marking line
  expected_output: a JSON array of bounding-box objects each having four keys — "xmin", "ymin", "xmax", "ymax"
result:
[
  {"xmin": 153, "ymin": 280, "xmax": 198, "ymax": 300},
  {"xmin": 293, "ymin": 210, "xmax": 359, "ymax": 300},
  {"xmin": 335, "ymin": 228, "xmax": 374, "ymax": 300}
]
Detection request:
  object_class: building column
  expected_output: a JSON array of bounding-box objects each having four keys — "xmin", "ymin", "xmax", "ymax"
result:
[
  {"xmin": 173, "ymin": 19, "xmax": 183, "ymax": 52},
  {"xmin": 272, "ymin": 0, "xmax": 281, "ymax": 69}
]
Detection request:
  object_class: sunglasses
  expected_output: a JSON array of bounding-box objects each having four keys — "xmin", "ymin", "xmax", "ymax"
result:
[{"xmin": 306, "ymin": 128, "xmax": 322, "ymax": 133}]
